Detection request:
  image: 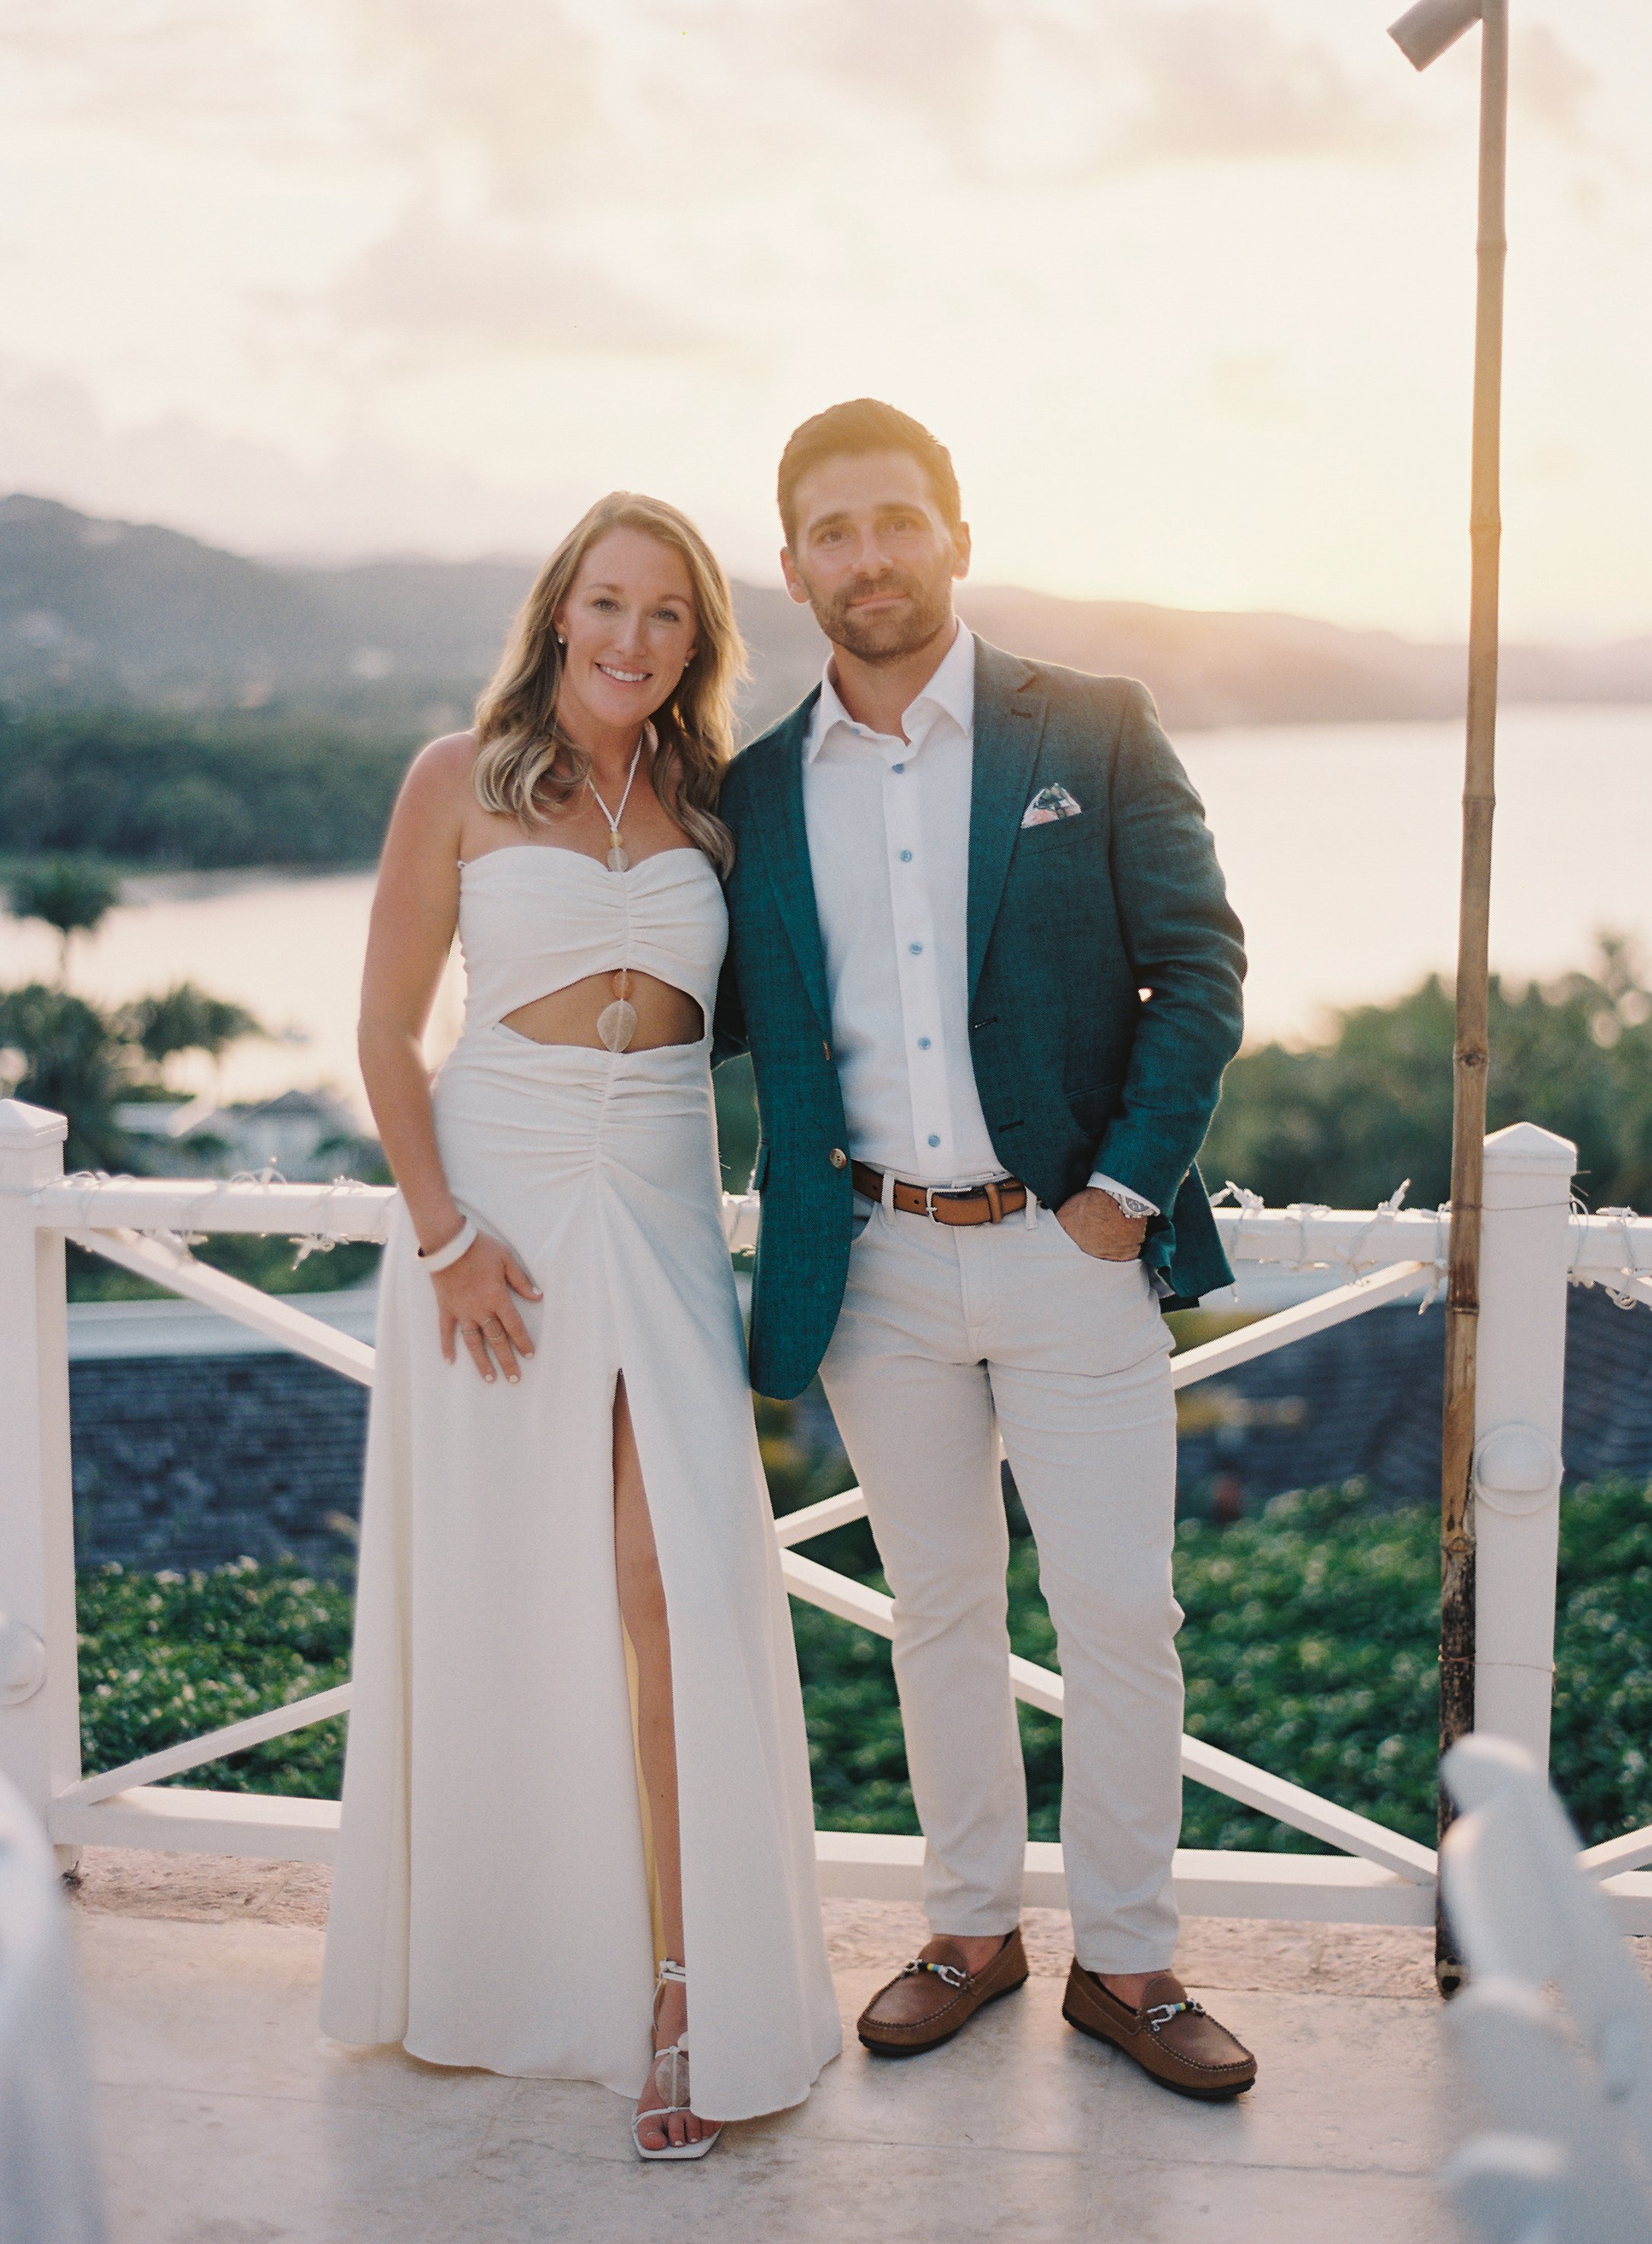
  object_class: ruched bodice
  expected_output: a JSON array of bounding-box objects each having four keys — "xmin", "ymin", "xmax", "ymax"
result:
[
  {"xmin": 458, "ymin": 845, "xmax": 727, "ymax": 1038},
  {"xmin": 323, "ymin": 826, "xmax": 840, "ymax": 2114}
]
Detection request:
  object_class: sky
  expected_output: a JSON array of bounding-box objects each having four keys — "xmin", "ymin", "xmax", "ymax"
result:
[{"xmin": 1, "ymin": 0, "xmax": 1648, "ymax": 639}]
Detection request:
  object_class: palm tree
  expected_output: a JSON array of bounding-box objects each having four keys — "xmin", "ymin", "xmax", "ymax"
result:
[
  {"xmin": 0, "ymin": 984, "xmax": 131, "ymax": 1171},
  {"xmin": 122, "ymin": 983, "xmax": 265, "ymax": 1072},
  {"xmin": 120, "ymin": 981, "xmax": 265, "ymax": 1110},
  {"xmin": 6, "ymin": 857, "xmax": 122, "ymax": 985}
]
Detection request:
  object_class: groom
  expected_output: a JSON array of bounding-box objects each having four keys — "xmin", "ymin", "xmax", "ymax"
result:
[{"xmin": 715, "ymin": 400, "xmax": 1254, "ymax": 2098}]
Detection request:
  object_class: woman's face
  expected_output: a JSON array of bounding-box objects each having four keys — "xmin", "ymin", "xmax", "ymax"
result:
[{"xmin": 554, "ymin": 528, "xmax": 699, "ymax": 740}]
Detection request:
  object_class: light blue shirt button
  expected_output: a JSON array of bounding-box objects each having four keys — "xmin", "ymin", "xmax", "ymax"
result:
[
  {"xmin": 908, "ymin": 942, "xmax": 922, "ymax": 955},
  {"xmin": 899, "ymin": 849, "xmax": 913, "ymax": 862},
  {"xmin": 892, "ymin": 761, "xmax": 905, "ymax": 773},
  {"xmin": 917, "ymin": 1036, "xmax": 931, "ymax": 1050},
  {"xmin": 927, "ymin": 1134, "xmax": 941, "ymax": 1148}
]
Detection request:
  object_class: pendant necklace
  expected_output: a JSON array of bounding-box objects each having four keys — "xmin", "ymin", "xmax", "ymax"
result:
[
  {"xmin": 588, "ymin": 738, "xmax": 645, "ymax": 1051},
  {"xmin": 598, "ymin": 967, "xmax": 637, "ymax": 1053},
  {"xmin": 586, "ymin": 739, "xmax": 643, "ymax": 873}
]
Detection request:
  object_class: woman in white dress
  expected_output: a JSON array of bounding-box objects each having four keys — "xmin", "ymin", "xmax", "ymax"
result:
[{"xmin": 319, "ymin": 492, "xmax": 841, "ymax": 2156}]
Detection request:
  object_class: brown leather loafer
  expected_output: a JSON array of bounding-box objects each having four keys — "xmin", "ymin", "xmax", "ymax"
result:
[
  {"xmin": 1062, "ymin": 1966, "xmax": 1257, "ymax": 2100},
  {"xmin": 857, "ymin": 1929, "xmax": 1029, "ymax": 2055}
]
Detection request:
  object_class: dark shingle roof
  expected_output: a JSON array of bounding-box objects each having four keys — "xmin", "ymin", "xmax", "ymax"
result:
[
  {"xmin": 67, "ymin": 1288, "xmax": 1652, "ymax": 1574},
  {"xmin": 1174, "ymin": 1286, "xmax": 1652, "ymax": 1515}
]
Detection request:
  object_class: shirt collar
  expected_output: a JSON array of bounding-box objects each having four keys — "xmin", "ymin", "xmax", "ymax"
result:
[{"xmin": 805, "ymin": 621, "xmax": 975, "ymax": 765}]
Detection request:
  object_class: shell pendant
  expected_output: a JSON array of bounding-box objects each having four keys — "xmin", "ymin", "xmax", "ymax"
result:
[
  {"xmin": 597, "ymin": 1000, "xmax": 638, "ymax": 1052},
  {"xmin": 606, "ymin": 842, "xmax": 630, "ymax": 872}
]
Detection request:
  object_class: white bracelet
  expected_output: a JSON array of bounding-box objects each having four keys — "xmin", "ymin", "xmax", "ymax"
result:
[{"xmin": 418, "ymin": 1216, "xmax": 477, "ymax": 1274}]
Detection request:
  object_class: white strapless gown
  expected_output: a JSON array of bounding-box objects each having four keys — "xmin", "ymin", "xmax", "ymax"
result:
[{"xmin": 319, "ymin": 846, "xmax": 841, "ymax": 2119}]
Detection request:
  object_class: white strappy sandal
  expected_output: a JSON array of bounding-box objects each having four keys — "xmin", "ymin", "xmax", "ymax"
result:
[{"xmin": 632, "ymin": 1959, "xmax": 722, "ymax": 2163}]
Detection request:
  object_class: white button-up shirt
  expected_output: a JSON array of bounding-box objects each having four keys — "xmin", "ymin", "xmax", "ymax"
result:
[
  {"xmin": 802, "ymin": 623, "xmax": 1155, "ymax": 1212},
  {"xmin": 803, "ymin": 621, "xmax": 998, "ymax": 1184}
]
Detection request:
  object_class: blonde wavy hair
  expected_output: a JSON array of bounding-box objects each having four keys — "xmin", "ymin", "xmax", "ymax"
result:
[{"xmin": 473, "ymin": 493, "xmax": 745, "ymax": 873}]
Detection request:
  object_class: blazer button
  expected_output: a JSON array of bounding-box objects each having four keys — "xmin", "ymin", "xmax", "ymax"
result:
[{"xmin": 828, "ymin": 1147, "xmax": 848, "ymax": 1169}]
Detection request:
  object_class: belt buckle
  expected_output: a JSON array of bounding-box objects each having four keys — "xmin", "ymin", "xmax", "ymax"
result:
[{"xmin": 921, "ymin": 1184, "xmax": 940, "ymax": 1222}]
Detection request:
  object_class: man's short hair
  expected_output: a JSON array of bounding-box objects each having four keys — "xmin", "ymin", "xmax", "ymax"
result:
[{"xmin": 777, "ymin": 399, "xmax": 962, "ymax": 548}]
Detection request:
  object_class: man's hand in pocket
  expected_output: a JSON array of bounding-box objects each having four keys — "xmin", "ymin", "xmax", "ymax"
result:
[{"xmin": 1054, "ymin": 1189, "xmax": 1149, "ymax": 1261}]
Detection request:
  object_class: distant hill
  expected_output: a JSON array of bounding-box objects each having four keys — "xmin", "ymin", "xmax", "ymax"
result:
[
  {"xmin": 0, "ymin": 493, "xmax": 824, "ymax": 734},
  {"xmin": 959, "ymin": 587, "xmax": 1652, "ymax": 731},
  {"xmin": 4, "ymin": 491, "xmax": 1650, "ymax": 734}
]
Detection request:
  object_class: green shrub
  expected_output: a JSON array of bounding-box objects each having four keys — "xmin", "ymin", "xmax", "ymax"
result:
[
  {"xmin": 1171, "ymin": 1486, "xmax": 1441, "ymax": 1850},
  {"xmin": 78, "ymin": 1558, "xmax": 350, "ymax": 1797},
  {"xmin": 76, "ymin": 1477, "xmax": 1652, "ymax": 1860}
]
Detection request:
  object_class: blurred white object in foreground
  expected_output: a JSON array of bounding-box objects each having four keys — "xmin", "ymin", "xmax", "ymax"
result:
[
  {"xmin": 1439, "ymin": 1735, "xmax": 1652, "ymax": 2243},
  {"xmin": 0, "ymin": 1761, "xmax": 105, "ymax": 2242}
]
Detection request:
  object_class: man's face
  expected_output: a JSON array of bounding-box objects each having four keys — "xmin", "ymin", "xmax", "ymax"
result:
[{"xmin": 781, "ymin": 449, "xmax": 970, "ymax": 664}]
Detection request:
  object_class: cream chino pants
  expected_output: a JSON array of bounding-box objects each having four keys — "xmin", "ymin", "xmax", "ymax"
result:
[{"xmin": 818, "ymin": 1194, "xmax": 1183, "ymax": 1973}]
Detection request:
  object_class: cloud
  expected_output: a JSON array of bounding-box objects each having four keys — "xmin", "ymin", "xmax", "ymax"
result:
[
  {"xmin": 1203, "ymin": 351, "xmax": 1299, "ymax": 423},
  {"xmin": 1, "ymin": 0, "xmax": 1412, "ymax": 225},
  {"xmin": 1511, "ymin": 27, "xmax": 1599, "ymax": 146},
  {"xmin": 0, "ymin": 0, "xmax": 600, "ymax": 204},
  {"xmin": 0, "ymin": 361, "xmax": 588, "ymax": 559},
  {"xmin": 1108, "ymin": 5, "xmax": 1409, "ymax": 166},
  {"xmin": 323, "ymin": 208, "xmax": 706, "ymax": 356},
  {"xmin": 0, "ymin": 1, "xmax": 369, "ymax": 152},
  {"xmin": 348, "ymin": 0, "xmax": 602, "ymax": 213},
  {"xmin": 645, "ymin": 0, "xmax": 1409, "ymax": 183},
  {"xmin": 751, "ymin": 0, "xmax": 1002, "ymax": 154}
]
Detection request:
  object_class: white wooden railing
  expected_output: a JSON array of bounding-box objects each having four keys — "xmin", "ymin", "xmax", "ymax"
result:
[{"xmin": 3, "ymin": 1098, "xmax": 1650, "ymax": 1930}]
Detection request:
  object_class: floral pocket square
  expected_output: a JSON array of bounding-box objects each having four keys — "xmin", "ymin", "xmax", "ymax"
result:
[{"xmin": 1020, "ymin": 783, "xmax": 1083, "ymax": 828}]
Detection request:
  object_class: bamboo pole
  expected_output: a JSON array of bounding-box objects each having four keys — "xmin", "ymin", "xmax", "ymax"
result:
[{"xmin": 1436, "ymin": 0, "xmax": 1508, "ymax": 1997}]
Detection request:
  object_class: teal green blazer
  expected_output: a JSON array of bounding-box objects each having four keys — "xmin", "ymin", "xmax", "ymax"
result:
[{"xmin": 714, "ymin": 638, "xmax": 1245, "ymax": 1400}]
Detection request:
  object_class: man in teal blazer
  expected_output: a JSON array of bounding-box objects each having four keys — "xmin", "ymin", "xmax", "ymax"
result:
[{"xmin": 715, "ymin": 401, "xmax": 1254, "ymax": 2098}]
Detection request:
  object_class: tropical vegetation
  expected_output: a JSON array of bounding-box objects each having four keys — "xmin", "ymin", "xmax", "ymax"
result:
[
  {"xmin": 1200, "ymin": 935, "xmax": 1652, "ymax": 1214},
  {"xmin": 0, "ymin": 975, "xmax": 382, "ymax": 1295},
  {"xmin": 0, "ymin": 976, "xmax": 265, "ymax": 1172},
  {"xmin": 5, "ymin": 854, "xmax": 123, "ymax": 981},
  {"xmin": 0, "ymin": 707, "xmax": 417, "ymax": 870},
  {"xmin": 76, "ymin": 1465, "xmax": 1652, "ymax": 1859}
]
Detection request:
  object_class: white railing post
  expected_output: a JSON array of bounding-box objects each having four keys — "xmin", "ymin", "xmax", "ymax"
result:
[
  {"xmin": 1472, "ymin": 1121, "xmax": 1577, "ymax": 1768},
  {"xmin": 0, "ymin": 1101, "xmax": 81, "ymax": 1859}
]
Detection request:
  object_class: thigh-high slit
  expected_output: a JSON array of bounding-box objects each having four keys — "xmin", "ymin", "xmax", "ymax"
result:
[
  {"xmin": 319, "ymin": 1032, "xmax": 841, "ymax": 2119},
  {"xmin": 611, "ymin": 1375, "xmax": 685, "ymax": 1974}
]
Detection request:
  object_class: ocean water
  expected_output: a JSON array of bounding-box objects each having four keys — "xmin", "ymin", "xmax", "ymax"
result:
[{"xmin": 3, "ymin": 702, "xmax": 1646, "ymax": 1122}]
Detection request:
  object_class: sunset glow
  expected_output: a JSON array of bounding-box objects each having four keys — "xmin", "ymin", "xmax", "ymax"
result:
[{"xmin": 2, "ymin": 1, "xmax": 1647, "ymax": 637}]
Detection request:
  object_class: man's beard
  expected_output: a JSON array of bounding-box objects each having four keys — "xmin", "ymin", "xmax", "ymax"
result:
[{"xmin": 811, "ymin": 566, "xmax": 955, "ymax": 664}]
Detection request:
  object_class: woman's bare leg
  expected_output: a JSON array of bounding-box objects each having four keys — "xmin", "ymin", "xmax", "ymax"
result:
[{"xmin": 613, "ymin": 1375, "xmax": 706, "ymax": 2149}]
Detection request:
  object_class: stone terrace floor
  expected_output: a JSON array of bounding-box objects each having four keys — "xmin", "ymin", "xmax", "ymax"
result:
[{"xmin": 67, "ymin": 1849, "xmax": 1503, "ymax": 2244}]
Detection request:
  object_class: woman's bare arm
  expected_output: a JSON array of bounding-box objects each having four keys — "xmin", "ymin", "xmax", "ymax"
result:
[
  {"xmin": 359, "ymin": 737, "xmax": 471, "ymax": 1247},
  {"xmin": 360, "ymin": 736, "xmax": 539, "ymax": 1382}
]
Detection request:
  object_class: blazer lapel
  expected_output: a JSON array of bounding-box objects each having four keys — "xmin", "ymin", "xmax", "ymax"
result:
[
  {"xmin": 750, "ymin": 690, "xmax": 833, "ymax": 1039},
  {"xmin": 966, "ymin": 639, "xmax": 1047, "ymax": 1000}
]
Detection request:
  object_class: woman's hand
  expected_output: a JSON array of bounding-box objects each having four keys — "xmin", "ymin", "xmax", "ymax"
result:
[{"xmin": 430, "ymin": 1230, "xmax": 542, "ymax": 1383}]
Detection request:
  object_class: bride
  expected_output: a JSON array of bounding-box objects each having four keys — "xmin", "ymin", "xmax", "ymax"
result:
[{"xmin": 319, "ymin": 492, "xmax": 841, "ymax": 2156}]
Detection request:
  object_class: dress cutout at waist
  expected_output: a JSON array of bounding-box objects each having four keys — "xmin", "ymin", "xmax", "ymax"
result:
[{"xmin": 457, "ymin": 846, "xmax": 727, "ymax": 1041}]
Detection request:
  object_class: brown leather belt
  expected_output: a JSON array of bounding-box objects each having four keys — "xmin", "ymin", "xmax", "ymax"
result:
[{"xmin": 851, "ymin": 1160, "xmax": 1029, "ymax": 1227}]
